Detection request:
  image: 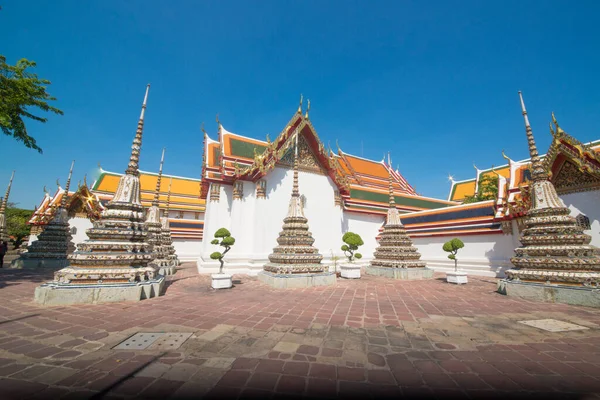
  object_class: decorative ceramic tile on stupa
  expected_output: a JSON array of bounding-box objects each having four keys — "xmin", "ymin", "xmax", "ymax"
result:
[
  {"xmin": 370, "ymin": 165, "xmax": 427, "ymax": 270},
  {"xmin": 505, "ymin": 94, "xmax": 600, "ymax": 287},
  {"xmin": 12, "ymin": 162, "xmax": 76, "ymax": 269},
  {"xmin": 35, "ymin": 85, "xmax": 164, "ymax": 305},
  {"xmin": 0, "ymin": 171, "xmax": 15, "ymax": 243},
  {"xmin": 263, "ymin": 130, "xmax": 324, "ymax": 274},
  {"xmin": 152, "ymin": 178, "xmax": 179, "ymax": 272}
]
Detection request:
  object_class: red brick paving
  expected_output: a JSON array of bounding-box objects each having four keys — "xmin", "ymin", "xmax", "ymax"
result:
[{"xmin": 0, "ymin": 263, "xmax": 599, "ymax": 399}]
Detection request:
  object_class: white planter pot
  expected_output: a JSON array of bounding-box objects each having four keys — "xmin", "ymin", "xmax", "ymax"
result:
[
  {"xmin": 211, "ymin": 273, "xmax": 233, "ymax": 289},
  {"xmin": 446, "ymin": 270, "xmax": 468, "ymax": 284},
  {"xmin": 340, "ymin": 263, "xmax": 361, "ymax": 279}
]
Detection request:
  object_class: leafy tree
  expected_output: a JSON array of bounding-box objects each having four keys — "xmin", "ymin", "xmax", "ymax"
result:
[
  {"xmin": 442, "ymin": 238, "xmax": 464, "ymax": 272},
  {"xmin": 0, "ymin": 55, "xmax": 64, "ymax": 153},
  {"xmin": 462, "ymin": 174, "xmax": 499, "ymax": 204},
  {"xmin": 6, "ymin": 206, "xmax": 33, "ymax": 248},
  {"xmin": 341, "ymin": 232, "xmax": 364, "ymax": 262},
  {"xmin": 209, "ymin": 227, "xmax": 235, "ymax": 274}
]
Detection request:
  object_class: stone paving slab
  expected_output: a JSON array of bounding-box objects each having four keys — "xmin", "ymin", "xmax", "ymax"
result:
[{"xmin": 0, "ymin": 263, "xmax": 600, "ymax": 399}]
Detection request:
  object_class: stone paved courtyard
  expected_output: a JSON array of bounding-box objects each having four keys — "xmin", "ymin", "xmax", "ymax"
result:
[{"xmin": 1, "ymin": 263, "xmax": 600, "ymax": 399}]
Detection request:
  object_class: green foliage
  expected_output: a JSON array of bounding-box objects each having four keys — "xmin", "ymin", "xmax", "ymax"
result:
[
  {"xmin": 462, "ymin": 174, "xmax": 499, "ymax": 204},
  {"xmin": 221, "ymin": 236, "xmax": 235, "ymax": 246},
  {"xmin": 341, "ymin": 232, "xmax": 364, "ymax": 262},
  {"xmin": 214, "ymin": 227, "xmax": 231, "ymax": 238},
  {"xmin": 342, "ymin": 232, "xmax": 364, "ymax": 247},
  {"xmin": 211, "ymin": 227, "xmax": 236, "ymax": 274},
  {"xmin": 6, "ymin": 206, "xmax": 33, "ymax": 247},
  {"xmin": 442, "ymin": 238, "xmax": 464, "ymax": 271},
  {"xmin": 355, "ymin": 253, "xmax": 362, "ymax": 259},
  {"xmin": 0, "ymin": 55, "xmax": 64, "ymax": 153}
]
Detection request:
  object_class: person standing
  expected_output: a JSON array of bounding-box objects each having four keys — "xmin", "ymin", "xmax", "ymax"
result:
[{"xmin": 0, "ymin": 241, "xmax": 7, "ymax": 268}]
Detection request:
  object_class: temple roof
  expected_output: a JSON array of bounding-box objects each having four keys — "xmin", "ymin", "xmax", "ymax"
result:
[
  {"xmin": 93, "ymin": 168, "xmax": 205, "ymax": 212},
  {"xmin": 201, "ymin": 103, "xmax": 455, "ymax": 215},
  {"xmin": 448, "ymin": 138, "xmax": 600, "ymax": 202}
]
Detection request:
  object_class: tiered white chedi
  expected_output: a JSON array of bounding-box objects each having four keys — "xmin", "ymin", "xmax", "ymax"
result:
[
  {"xmin": 258, "ymin": 128, "xmax": 336, "ymax": 288},
  {"xmin": 145, "ymin": 148, "xmax": 175, "ymax": 276},
  {"xmin": 366, "ymin": 163, "xmax": 433, "ymax": 280},
  {"xmin": 498, "ymin": 92, "xmax": 600, "ymax": 308},
  {"xmin": 0, "ymin": 171, "xmax": 15, "ymax": 243},
  {"xmin": 11, "ymin": 161, "xmax": 76, "ymax": 269},
  {"xmin": 159, "ymin": 178, "xmax": 179, "ymax": 271},
  {"xmin": 145, "ymin": 152, "xmax": 178, "ymax": 276},
  {"xmin": 35, "ymin": 85, "xmax": 165, "ymax": 305}
]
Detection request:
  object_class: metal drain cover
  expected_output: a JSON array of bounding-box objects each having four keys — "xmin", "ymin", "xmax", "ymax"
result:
[
  {"xmin": 114, "ymin": 332, "xmax": 165, "ymax": 350},
  {"xmin": 148, "ymin": 332, "xmax": 193, "ymax": 350},
  {"xmin": 518, "ymin": 319, "xmax": 590, "ymax": 332}
]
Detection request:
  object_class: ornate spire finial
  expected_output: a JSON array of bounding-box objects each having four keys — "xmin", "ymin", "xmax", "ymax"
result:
[
  {"xmin": 518, "ymin": 91, "xmax": 548, "ymax": 182},
  {"xmin": 388, "ymin": 166, "xmax": 396, "ymax": 208},
  {"xmin": 297, "ymin": 94, "xmax": 303, "ymax": 114},
  {"xmin": 501, "ymin": 150, "xmax": 512, "ymax": 162},
  {"xmin": 292, "ymin": 128, "xmax": 300, "ymax": 197},
  {"xmin": 335, "ymin": 139, "xmax": 342, "ymax": 155},
  {"xmin": 549, "ymin": 122, "xmax": 556, "ymax": 136},
  {"xmin": 153, "ymin": 148, "xmax": 165, "ymax": 207},
  {"xmin": 83, "ymin": 174, "xmax": 88, "ymax": 187},
  {"xmin": 305, "ymin": 99, "xmax": 310, "ymax": 119},
  {"xmin": 166, "ymin": 178, "xmax": 172, "ymax": 215},
  {"xmin": 125, "ymin": 84, "xmax": 150, "ymax": 176},
  {"xmin": 60, "ymin": 160, "xmax": 75, "ymax": 208},
  {"xmin": 43, "ymin": 185, "xmax": 48, "ymax": 195},
  {"xmin": 201, "ymin": 122, "xmax": 207, "ymax": 136},
  {"xmin": 0, "ymin": 171, "xmax": 15, "ymax": 213},
  {"xmin": 216, "ymin": 114, "xmax": 221, "ymax": 126},
  {"xmin": 551, "ymin": 112, "xmax": 565, "ymax": 135}
]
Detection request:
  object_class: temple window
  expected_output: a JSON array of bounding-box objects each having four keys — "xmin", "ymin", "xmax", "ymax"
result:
[
  {"xmin": 233, "ymin": 181, "xmax": 244, "ymax": 200},
  {"xmin": 576, "ymin": 214, "xmax": 591, "ymax": 230},
  {"xmin": 178, "ymin": 211, "xmax": 184, "ymax": 219},
  {"xmin": 256, "ymin": 180, "xmax": 267, "ymax": 199}
]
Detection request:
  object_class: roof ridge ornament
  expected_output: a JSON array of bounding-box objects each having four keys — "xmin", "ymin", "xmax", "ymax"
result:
[
  {"xmin": 297, "ymin": 94, "xmax": 303, "ymax": 114},
  {"xmin": 304, "ymin": 99, "xmax": 310, "ymax": 119},
  {"xmin": 201, "ymin": 122, "xmax": 207, "ymax": 136},
  {"xmin": 519, "ymin": 91, "xmax": 548, "ymax": 182},
  {"xmin": 551, "ymin": 112, "xmax": 565, "ymax": 135},
  {"xmin": 125, "ymin": 84, "xmax": 150, "ymax": 176}
]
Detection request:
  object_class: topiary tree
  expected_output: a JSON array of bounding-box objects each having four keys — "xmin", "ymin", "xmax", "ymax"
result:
[
  {"xmin": 443, "ymin": 238, "xmax": 464, "ymax": 272},
  {"xmin": 341, "ymin": 232, "xmax": 364, "ymax": 263},
  {"xmin": 209, "ymin": 228, "xmax": 235, "ymax": 274}
]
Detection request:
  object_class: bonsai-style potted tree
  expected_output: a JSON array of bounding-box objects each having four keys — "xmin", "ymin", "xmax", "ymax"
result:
[
  {"xmin": 340, "ymin": 232, "xmax": 364, "ymax": 279},
  {"xmin": 209, "ymin": 228, "xmax": 236, "ymax": 289},
  {"xmin": 443, "ymin": 238, "xmax": 467, "ymax": 284}
]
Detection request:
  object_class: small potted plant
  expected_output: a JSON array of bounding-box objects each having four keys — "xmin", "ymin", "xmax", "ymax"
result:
[
  {"xmin": 209, "ymin": 228, "xmax": 236, "ymax": 289},
  {"xmin": 340, "ymin": 232, "xmax": 364, "ymax": 279},
  {"xmin": 443, "ymin": 238, "xmax": 467, "ymax": 284}
]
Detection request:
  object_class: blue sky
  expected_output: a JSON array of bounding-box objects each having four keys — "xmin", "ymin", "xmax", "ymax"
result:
[{"xmin": 1, "ymin": 0, "xmax": 599, "ymax": 207}]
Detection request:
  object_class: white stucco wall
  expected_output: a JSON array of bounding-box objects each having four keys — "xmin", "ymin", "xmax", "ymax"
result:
[
  {"xmin": 199, "ymin": 167, "xmax": 353, "ymax": 275},
  {"xmin": 560, "ymin": 189, "xmax": 600, "ymax": 247},
  {"xmin": 172, "ymin": 239, "xmax": 201, "ymax": 261},
  {"xmin": 412, "ymin": 233, "xmax": 516, "ymax": 277}
]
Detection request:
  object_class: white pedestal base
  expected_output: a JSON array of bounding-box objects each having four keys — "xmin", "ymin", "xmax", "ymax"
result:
[
  {"xmin": 446, "ymin": 270, "xmax": 468, "ymax": 284},
  {"xmin": 211, "ymin": 273, "xmax": 233, "ymax": 289},
  {"xmin": 340, "ymin": 263, "xmax": 361, "ymax": 279}
]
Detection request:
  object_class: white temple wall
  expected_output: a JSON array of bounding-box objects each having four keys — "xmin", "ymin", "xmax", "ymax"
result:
[
  {"xmin": 69, "ymin": 217, "xmax": 93, "ymax": 249},
  {"xmin": 342, "ymin": 212, "xmax": 385, "ymax": 261},
  {"xmin": 412, "ymin": 233, "xmax": 515, "ymax": 277},
  {"xmin": 559, "ymin": 189, "xmax": 600, "ymax": 247},
  {"xmin": 198, "ymin": 167, "xmax": 344, "ymax": 275},
  {"xmin": 172, "ymin": 239, "xmax": 202, "ymax": 261}
]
